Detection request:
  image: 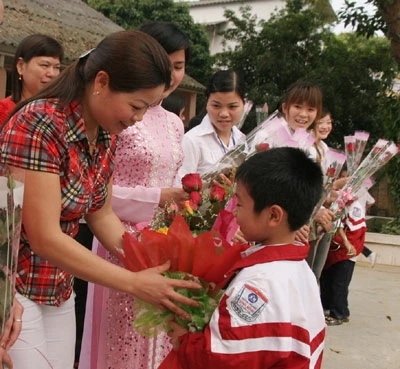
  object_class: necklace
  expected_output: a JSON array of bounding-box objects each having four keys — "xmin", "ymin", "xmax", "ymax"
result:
[
  {"xmin": 217, "ymin": 129, "xmax": 235, "ymax": 154},
  {"xmin": 87, "ymin": 127, "xmax": 99, "ymax": 153}
]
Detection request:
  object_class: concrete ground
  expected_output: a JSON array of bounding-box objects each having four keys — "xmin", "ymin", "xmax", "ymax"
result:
[{"xmin": 322, "ymin": 262, "xmax": 400, "ymax": 369}]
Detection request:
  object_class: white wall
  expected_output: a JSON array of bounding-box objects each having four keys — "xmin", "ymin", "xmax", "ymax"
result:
[{"xmin": 186, "ymin": 0, "xmax": 285, "ymax": 55}]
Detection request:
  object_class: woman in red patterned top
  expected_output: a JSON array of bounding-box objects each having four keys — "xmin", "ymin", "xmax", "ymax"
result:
[
  {"xmin": 0, "ymin": 33, "xmax": 64, "ymax": 127},
  {"xmin": 0, "ymin": 30, "xmax": 200, "ymax": 369}
]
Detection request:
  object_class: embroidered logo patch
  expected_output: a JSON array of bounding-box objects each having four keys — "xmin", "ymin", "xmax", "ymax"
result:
[
  {"xmin": 351, "ymin": 206, "xmax": 361, "ymax": 218},
  {"xmin": 231, "ymin": 283, "xmax": 268, "ymax": 322}
]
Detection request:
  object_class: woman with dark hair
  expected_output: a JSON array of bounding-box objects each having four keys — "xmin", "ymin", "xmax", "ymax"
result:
[
  {"xmin": 0, "ymin": 33, "xmax": 64, "ymax": 126},
  {"xmin": 0, "ymin": 30, "xmax": 199, "ymax": 369},
  {"xmin": 178, "ymin": 70, "xmax": 246, "ymax": 178},
  {"xmin": 162, "ymin": 91, "xmax": 186, "ymax": 121},
  {"xmin": 79, "ymin": 22, "xmax": 192, "ymax": 369}
]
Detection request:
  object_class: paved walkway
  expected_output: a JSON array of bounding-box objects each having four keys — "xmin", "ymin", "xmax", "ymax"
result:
[{"xmin": 322, "ymin": 263, "xmax": 400, "ymax": 369}]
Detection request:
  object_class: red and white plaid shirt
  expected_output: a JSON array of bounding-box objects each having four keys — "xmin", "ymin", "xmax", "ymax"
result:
[{"xmin": 1, "ymin": 98, "xmax": 117, "ymax": 306}]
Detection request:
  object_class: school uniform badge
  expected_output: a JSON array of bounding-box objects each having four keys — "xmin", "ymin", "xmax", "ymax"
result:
[
  {"xmin": 231, "ymin": 283, "xmax": 268, "ymax": 322},
  {"xmin": 351, "ymin": 206, "xmax": 362, "ymax": 218}
]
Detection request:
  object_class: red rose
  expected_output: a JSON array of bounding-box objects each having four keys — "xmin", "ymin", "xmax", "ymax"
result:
[
  {"xmin": 189, "ymin": 191, "xmax": 202, "ymax": 207},
  {"xmin": 346, "ymin": 142, "xmax": 355, "ymax": 152},
  {"xmin": 210, "ymin": 186, "xmax": 226, "ymax": 202},
  {"xmin": 256, "ymin": 143, "xmax": 270, "ymax": 152},
  {"xmin": 182, "ymin": 173, "xmax": 203, "ymax": 192},
  {"xmin": 326, "ymin": 167, "xmax": 336, "ymax": 177}
]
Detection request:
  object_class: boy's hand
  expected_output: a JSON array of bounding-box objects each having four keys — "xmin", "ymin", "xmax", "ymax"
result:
[{"xmin": 168, "ymin": 321, "xmax": 189, "ymax": 351}]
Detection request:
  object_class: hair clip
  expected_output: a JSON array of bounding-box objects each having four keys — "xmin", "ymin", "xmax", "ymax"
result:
[{"xmin": 79, "ymin": 48, "xmax": 95, "ymax": 59}]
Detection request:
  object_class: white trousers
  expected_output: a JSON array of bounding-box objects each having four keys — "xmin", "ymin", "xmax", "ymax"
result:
[{"xmin": 9, "ymin": 293, "xmax": 75, "ymax": 369}]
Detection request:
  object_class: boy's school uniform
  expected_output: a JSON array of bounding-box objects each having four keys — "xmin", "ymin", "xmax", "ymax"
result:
[{"xmin": 177, "ymin": 242, "xmax": 325, "ymax": 369}]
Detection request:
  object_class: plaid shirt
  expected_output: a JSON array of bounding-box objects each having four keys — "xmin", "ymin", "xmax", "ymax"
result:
[{"xmin": 1, "ymin": 99, "xmax": 117, "ymax": 306}]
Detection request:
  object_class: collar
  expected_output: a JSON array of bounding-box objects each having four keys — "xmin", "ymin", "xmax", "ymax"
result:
[
  {"xmin": 196, "ymin": 114, "xmax": 216, "ymax": 136},
  {"xmin": 226, "ymin": 242, "xmax": 310, "ymax": 276},
  {"xmin": 65, "ymin": 100, "xmax": 112, "ymax": 146}
]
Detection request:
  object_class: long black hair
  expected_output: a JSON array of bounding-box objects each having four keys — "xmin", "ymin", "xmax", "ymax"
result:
[{"xmin": 139, "ymin": 21, "xmax": 191, "ymax": 61}]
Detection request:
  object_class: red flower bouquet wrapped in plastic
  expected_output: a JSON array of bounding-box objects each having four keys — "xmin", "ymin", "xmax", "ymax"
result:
[{"xmin": 119, "ymin": 215, "xmax": 249, "ymax": 336}]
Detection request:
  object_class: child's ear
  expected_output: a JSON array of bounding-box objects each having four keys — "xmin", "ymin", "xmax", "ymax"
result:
[
  {"xmin": 282, "ymin": 103, "xmax": 288, "ymax": 116},
  {"xmin": 266, "ymin": 205, "xmax": 285, "ymax": 227}
]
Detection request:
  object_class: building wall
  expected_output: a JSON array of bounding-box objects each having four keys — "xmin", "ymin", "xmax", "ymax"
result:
[{"xmin": 187, "ymin": 0, "xmax": 285, "ymax": 55}]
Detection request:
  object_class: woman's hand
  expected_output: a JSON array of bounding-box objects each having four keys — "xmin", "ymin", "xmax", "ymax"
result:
[
  {"xmin": 314, "ymin": 208, "xmax": 335, "ymax": 232},
  {"xmin": 295, "ymin": 225, "xmax": 310, "ymax": 243},
  {"xmin": 0, "ymin": 299, "xmax": 24, "ymax": 350},
  {"xmin": 333, "ymin": 177, "xmax": 350, "ymax": 191},
  {"xmin": 212, "ymin": 173, "xmax": 233, "ymax": 189},
  {"xmin": 160, "ymin": 188, "xmax": 187, "ymax": 208},
  {"xmin": 168, "ymin": 320, "xmax": 188, "ymax": 351},
  {"xmin": 131, "ymin": 261, "xmax": 201, "ymax": 320},
  {"xmin": 0, "ymin": 346, "xmax": 12, "ymax": 369},
  {"xmin": 232, "ymin": 228, "xmax": 247, "ymax": 244}
]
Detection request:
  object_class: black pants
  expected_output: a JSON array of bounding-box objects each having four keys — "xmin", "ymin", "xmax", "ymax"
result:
[
  {"xmin": 320, "ymin": 259, "xmax": 355, "ymax": 320},
  {"xmin": 73, "ymin": 223, "xmax": 94, "ymax": 364}
]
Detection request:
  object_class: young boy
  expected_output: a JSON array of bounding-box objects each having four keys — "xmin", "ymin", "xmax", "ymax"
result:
[{"xmin": 169, "ymin": 147, "xmax": 326, "ymax": 368}]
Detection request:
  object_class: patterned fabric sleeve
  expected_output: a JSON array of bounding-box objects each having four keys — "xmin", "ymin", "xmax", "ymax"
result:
[{"xmin": 1, "ymin": 104, "xmax": 65, "ymax": 173}]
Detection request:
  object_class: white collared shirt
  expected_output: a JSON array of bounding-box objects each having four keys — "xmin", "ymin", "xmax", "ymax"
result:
[{"xmin": 178, "ymin": 114, "xmax": 246, "ymax": 179}]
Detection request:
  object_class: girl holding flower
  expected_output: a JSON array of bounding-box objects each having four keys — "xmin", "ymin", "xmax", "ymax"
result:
[
  {"xmin": 178, "ymin": 70, "xmax": 247, "ymax": 178},
  {"xmin": 279, "ymin": 82, "xmax": 335, "ymax": 243}
]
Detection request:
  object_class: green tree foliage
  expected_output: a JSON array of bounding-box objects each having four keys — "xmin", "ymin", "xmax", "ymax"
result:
[
  {"xmin": 309, "ymin": 33, "xmax": 398, "ymax": 145},
  {"xmin": 337, "ymin": 0, "xmax": 400, "ymax": 64},
  {"xmin": 337, "ymin": 0, "xmax": 386, "ymax": 37},
  {"xmin": 337, "ymin": 0, "xmax": 400, "ymax": 228},
  {"xmin": 215, "ymin": 1, "xmax": 330, "ymax": 116},
  {"xmin": 85, "ymin": 0, "xmax": 212, "ymax": 84},
  {"xmin": 378, "ymin": 93, "xmax": 400, "ymax": 233}
]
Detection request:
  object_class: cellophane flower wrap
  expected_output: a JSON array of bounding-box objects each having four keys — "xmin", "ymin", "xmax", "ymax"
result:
[
  {"xmin": 0, "ymin": 165, "xmax": 24, "ymax": 337},
  {"xmin": 236, "ymin": 99, "xmax": 253, "ymax": 130},
  {"xmin": 119, "ymin": 214, "xmax": 249, "ymax": 338},
  {"xmin": 344, "ymin": 131, "xmax": 370, "ymax": 175},
  {"xmin": 201, "ymin": 110, "xmax": 315, "ymax": 185},
  {"xmin": 330, "ymin": 138, "xmax": 398, "ymax": 232},
  {"xmin": 309, "ymin": 148, "xmax": 347, "ymax": 240},
  {"xmin": 200, "ymin": 111, "xmax": 281, "ymax": 184}
]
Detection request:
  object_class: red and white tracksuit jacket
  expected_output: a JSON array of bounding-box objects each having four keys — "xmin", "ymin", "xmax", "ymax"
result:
[
  {"xmin": 176, "ymin": 243, "xmax": 325, "ymax": 369},
  {"xmin": 326, "ymin": 200, "xmax": 367, "ymax": 269}
]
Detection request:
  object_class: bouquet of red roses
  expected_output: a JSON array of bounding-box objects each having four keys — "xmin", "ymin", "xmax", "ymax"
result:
[{"xmin": 152, "ymin": 173, "xmax": 235, "ymax": 238}]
